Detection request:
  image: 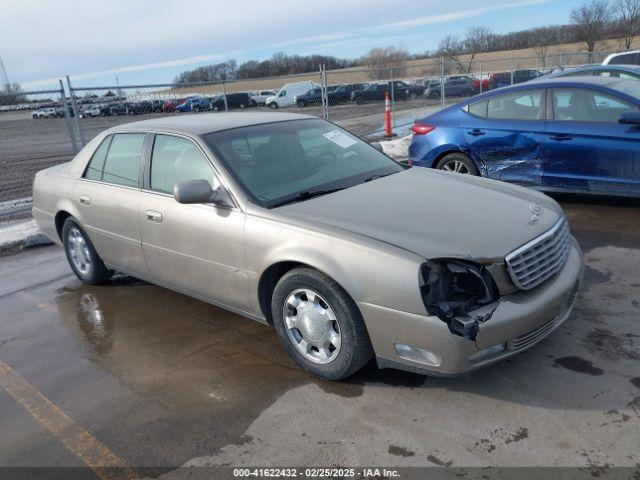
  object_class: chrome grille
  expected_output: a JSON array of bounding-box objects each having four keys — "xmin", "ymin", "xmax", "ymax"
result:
[
  {"xmin": 505, "ymin": 217, "xmax": 571, "ymax": 290},
  {"xmin": 507, "ymin": 318, "xmax": 556, "ymax": 351}
]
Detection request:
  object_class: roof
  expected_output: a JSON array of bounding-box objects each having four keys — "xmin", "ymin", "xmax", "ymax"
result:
[
  {"xmin": 108, "ymin": 111, "xmax": 315, "ymax": 135},
  {"xmin": 528, "ymin": 76, "xmax": 629, "ymax": 87}
]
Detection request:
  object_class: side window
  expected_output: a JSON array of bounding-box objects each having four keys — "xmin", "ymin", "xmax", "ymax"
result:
[
  {"xmin": 552, "ymin": 88, "xmax": 634, "ymax": 123},
  {"xmin": 466, "ymin": 100, "xmax": 488, "ymax": 118},
  {"xmin": 487, "ymin": 90, "xmax": 543, "ymax": 120},
  {"xmin": 150, "ymin": 135, "xmax": 214, "ymax": 194},
  {"xmin": 279, "ymin": 90, "xmax": 286, "ymax": 97},
  {"xmin": 101, "ymin": 133, "xmax": 145, "ymax": 187},
  {"xmin": 84, "ymin": 135, "xmax": 112, "ymax": 181}
]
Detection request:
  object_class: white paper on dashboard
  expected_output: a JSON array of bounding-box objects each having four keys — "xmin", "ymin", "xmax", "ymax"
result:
[{"xmin": 322, "ymin": 130, "xmax": 358, "ymax": 149}]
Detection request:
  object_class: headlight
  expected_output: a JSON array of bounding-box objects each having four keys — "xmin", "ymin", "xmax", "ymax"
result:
[{"xmin": 419, "ymin": 259, "xmax": 499, "ymax": 340}]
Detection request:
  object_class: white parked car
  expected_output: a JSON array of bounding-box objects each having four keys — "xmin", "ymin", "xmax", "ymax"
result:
[
  {"xmin": 266, "ymin": 81, "xmax": 319, "ymax": 109},
  {"xmin": 603, "ymin": 50, "xmax": 640, "ymax": 66},
  {"xmin": 80, "ymin": 105, "xmax": 102, "ymax": 118},
  {"xmin": 250, "ymin": 90, "xmax": 277, "ymax": 106},
  {"xmin": 32, "ymin": 108, "xmax": 57, "ymax": 119}
]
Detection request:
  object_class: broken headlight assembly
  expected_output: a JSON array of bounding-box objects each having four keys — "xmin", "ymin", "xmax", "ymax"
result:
[{"xmin": 419, "ymin": 260, "xmax": 500, "ymax": 340}]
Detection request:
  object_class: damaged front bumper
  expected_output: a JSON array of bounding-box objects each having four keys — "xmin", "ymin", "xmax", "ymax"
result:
[{"xmin": 361, "ymin": 237, "xmax": 584, "ymax": 376}]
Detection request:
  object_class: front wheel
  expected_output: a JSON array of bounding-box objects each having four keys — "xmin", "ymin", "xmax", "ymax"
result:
[
  {"xmin": 268, "ymin": 102, "xmax": 278, "ymax": 109},
  {"xmin": 435, "ymin": 152, "xmax": 479, "ymax": 175},
  {"xmin": 297, "ymin": 100, "xmax": 305, "ymax": 108},
  {"xmin": 272, "ymin": 268, "xmax": 373, "ymax": 380},
  {"xmin": 62, "ymin": 218, "xmax": 113, "ymax": 284}
]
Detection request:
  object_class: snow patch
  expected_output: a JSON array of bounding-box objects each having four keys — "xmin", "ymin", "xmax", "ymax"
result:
[{"xmin": 379, "ymin": 134, "xmax": 411, "ymax": 163}]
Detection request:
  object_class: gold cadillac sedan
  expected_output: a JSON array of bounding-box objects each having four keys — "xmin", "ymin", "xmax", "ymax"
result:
[{"xmin": 33, "ymin": 113, "xmax": 583, "ymax": 380}]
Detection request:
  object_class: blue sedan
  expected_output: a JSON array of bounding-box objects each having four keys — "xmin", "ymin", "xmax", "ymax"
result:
[{"xmin": 408, "ymin": 77, "xmax": 640, "ymax": 197}]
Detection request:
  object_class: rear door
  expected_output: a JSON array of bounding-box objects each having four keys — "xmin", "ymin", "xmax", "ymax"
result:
[
  {"xmin": 460, "ymin": 89, "xmax": 546, "ymax": 185},
  {"xmin": 544, "ymin": 87, "xmax": 640, "ymax": 195},
  {"xmin": 75, "ymin": 133, "xmax": 148, "ymax": 275}
]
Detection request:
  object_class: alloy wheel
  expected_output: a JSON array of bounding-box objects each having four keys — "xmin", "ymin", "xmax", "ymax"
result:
[{"xmin": 442, "ymin": 160, "xmax": 471, "ymax": 174}]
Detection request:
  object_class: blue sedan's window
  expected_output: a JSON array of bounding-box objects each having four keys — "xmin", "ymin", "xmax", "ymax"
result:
[
  {"xmin": 553, "ymin": 89, "xmax": 635, "ymax": 123},
  {"xmin": 487, "ymin": 91, "xmax": 543, "ymax": 120}
]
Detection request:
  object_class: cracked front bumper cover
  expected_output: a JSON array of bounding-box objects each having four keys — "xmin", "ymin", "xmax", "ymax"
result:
[{"xmin": 360, "ymin": 237, "xmax": 583, "ymax": 376}]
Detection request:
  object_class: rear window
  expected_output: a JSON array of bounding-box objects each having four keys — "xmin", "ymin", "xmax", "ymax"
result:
[
  {"xmin": 487, "ymin": 90, "xmax": 543, "ymax": 120},
  {"xmin": 101, "ymin": 133, "xmax": 145, "ymax": 187},
  {"xmin": 608, "ymin": 52, "xmax": 640, "ymax": 65}
]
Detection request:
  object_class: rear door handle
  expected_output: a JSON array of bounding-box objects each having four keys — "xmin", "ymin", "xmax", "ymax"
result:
[
  {"xmin": 550, "ymin": 134, "xmax": 573, "ymax": 142},
  {"xmin": 79, "ymin": 195, "xmax": 91, "ymax": 206},
  {"xmin": 467, "ymin": 129, "xmax": 485, "ymax": 136},
  {"xmin": 146, "ymin": 210, "xmax": 163, "ymax": 223}
]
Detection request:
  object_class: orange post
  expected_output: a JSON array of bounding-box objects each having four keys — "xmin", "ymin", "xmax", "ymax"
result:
[{"xmin": 384, "ymin": 91, "xmax": 392, "ymax": 138}]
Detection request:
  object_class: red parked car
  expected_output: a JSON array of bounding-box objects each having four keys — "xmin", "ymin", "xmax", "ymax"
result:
[
  {"xmin": 472, "ymin": 78, "xmax": 490, "ymax": 93},
  {"xmin": 162, "ymin": 98, "xmax": 188, "ymax": 113}
]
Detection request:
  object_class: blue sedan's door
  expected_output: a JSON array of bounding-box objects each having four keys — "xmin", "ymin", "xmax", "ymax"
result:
[
  {"xmin": 544, "ymin": 88, "xmax": 640, "ymax": 196},
  {"xmin": 460, "ymin": 89, "xmax": 546, "ymax": 185}
]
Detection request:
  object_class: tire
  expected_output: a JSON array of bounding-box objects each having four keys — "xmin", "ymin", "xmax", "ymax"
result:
[
  {"xmin": 271, "ymin": 267, "xmax": 373, "ymax": 380},
  {"xmin": 239, "ymin": 103, "xmax": 246, "ymax": 109},
  {"xmin": 409, "ymin": 91, "xmax": 417, "ymax": 100},
  {"xmin": 355, "ymin": 96, "xmax": 364, "ymax": 105},
  {"xmin": 62, "ymin": 218, "xmax": 113, "ymax": 285},
  {"xmin": 193, "ymin": 106, "xmax": 200, "ymax": 112},
  {"xmin": 297, "ymin": 100, "xmax": 305, "ymax": 108},
  {"xmin": 268, "ymin": 102, "xmax": 278, "ymax": 109},
  {"xmin": 213, "ymin": 105, "xmax": 220, "ymax": 112},
  {"xmin": 435, "ymin": 152, "xmax": 479, "ymax": 176},
  {"xmin": 428, "ymin": 91, "xmax": 440, "ymax": 100}
]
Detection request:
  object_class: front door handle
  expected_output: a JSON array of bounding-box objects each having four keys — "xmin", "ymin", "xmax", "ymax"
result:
[
  {"xmin": 79, "ymin": 195, "xmax": 91, "ymax": 206},
  {"xmin": 550, "ymin": 134, "xmax": 573, "ymax": 142},
  {"xmin": 146, "ymin": 210, "xmax": 163, "ymax": 223},
  {"xmin": 467, "ymin": 129, "xmax": 486, "ymax": 136}
]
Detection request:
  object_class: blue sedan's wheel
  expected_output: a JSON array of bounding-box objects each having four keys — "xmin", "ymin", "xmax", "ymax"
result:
[{"xmin": 435, "ymin": 153, "xmax": 479, "ymax": 176}]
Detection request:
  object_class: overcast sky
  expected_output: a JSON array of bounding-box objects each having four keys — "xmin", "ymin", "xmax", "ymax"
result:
[{"xmin": 1, "ymin": 0, "xmax": 583, "ymax": 90}]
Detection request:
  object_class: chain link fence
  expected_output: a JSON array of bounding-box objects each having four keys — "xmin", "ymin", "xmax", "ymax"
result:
[{"xmin": 0, "ymin": 50, "xmax": 621, "ymax": 205}]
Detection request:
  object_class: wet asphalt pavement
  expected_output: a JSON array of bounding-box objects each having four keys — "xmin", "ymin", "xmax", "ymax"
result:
[{"xmin": 0, "ymin": 196, "xmax": 639, "ymax": 479}]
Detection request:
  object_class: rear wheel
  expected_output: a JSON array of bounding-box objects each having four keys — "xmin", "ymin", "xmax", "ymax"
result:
[
  {"xmin": 297, "ymin": 100, "xmax": 305, "ymax": 108},
  {"xmin": 355, "ymin": 96, "xmax": 364, "ymax": 105},
  {"xmin": 435, "ymin": 152, "xmax": 479, "ymax": 175},
  {"xmin": 428, "ymin": 91, "xmax": 440, "ymax": 100},
  {"xmin": 62, "ymin": 218, "xmax": 113, "ymax": 284},
  {"xmin": 268, "ymin": 102, "xmax": 278, "ymax": 109},
  {"xmin": 272, "ymin": 268, "xmax": 373, "ymax": 380}
]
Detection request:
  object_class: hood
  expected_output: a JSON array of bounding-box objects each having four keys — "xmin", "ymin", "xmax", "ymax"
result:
[{"xmin": 279, "ymin": 168, "xmax": 563, "ymax": 262}]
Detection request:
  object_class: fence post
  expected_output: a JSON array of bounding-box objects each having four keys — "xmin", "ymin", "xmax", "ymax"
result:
[
  {"xmin": 59, "ymin": 79, "xmax": 78, "ymax": 154},
  {"xmin": 479, "ymin": 60, "xmax": 483, "ymax": 94},
  {"xmin": 439, "ymin": 56, "xmax": 445, "ymax": 110},
  {"xmin": 510, "ymin": 57, "xmax": 515, "ymax": 85},
  {"xmin": 222, "ymin": 81, "xmax": 228, "ymax": 111},
  {"xmin": 390, "ymin": 68, "xmax": 395, "ymax": 128},
  {"xmin": 320, "ymin": 64, "xmax": 329, "ymax": 120},
  {"xmin": 66, "ymin": 75, "xmax": 86, "ymax": 147}
]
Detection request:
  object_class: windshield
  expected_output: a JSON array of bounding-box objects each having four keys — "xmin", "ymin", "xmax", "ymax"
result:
[{"xmin": 202, "ymin": 118, "xmax": 405, "ymax": 208}]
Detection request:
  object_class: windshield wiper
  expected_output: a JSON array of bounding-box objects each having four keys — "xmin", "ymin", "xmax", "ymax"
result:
[
  {"xmin": 363, "ymin": 172, "xmax": 395, "ymax": 182},
  {"xmin": 270, "ymin": 187, "xmax": 346, "ymax": 208}
]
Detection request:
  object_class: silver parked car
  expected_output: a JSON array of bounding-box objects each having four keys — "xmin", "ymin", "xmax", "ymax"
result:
[{"xmin": 33, "ymin": 113, "xmax": 583, "ymax": 380}]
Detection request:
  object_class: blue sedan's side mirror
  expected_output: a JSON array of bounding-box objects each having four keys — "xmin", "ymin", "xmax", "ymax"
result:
[{"xmin": 618, "ymin": 110, "xmax": 640, "ymax": 125}]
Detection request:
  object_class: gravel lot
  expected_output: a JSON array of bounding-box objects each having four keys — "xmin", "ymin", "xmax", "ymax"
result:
[
  {"xmin": 0, "ymin": 195, "xmax": 638, "ymax": 479},
  {"xmin": 0, "ymin": 97, "xmax": 444, "ymax": 203}
]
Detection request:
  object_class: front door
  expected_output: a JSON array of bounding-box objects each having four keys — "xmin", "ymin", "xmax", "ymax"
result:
[
  {"xmin": 460, "ymin": 89, "xmax": 546, "ymax": 185},
  {"xmin": 74, "ymin": 133, "xmax": 148, "ymax": 276},
  {"xmin": 138, "ymin": 133, "xmax": 247, "ymax": 310},
  {"xmin": 544, "ymin": 87, "xmax": 640, "ymax": 195}
]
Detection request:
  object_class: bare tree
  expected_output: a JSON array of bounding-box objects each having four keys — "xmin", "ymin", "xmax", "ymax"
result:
[
  {"xmin": 361, "ymin": 47, "xmax": 409, "ymax": 80},
  {"xmin": 614, "ymin": 0, "xmax": 640, "ymax": 48},
  {"xmin": 571, "ymin": 0, "xmax": 613, "ymax": 55},
  {"xmin": 437, "ymin": 35, "xmax": 465, "ymax": 74},
  {"xmin": 0, "ymin": 83, "xmax": 25, "ymax": 106},
  {"xmin": 463, "ymin": 26, "xmax": 493, "ymax": 73}
]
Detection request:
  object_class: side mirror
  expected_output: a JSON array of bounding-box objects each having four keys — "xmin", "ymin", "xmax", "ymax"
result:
[
  {"xmin": 619, "ymin": 110, "xmax": 640, "ymax": 125},
  {"xmin": 173, "ymin": 180, "xmax": 234, "ymax": 208}
]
